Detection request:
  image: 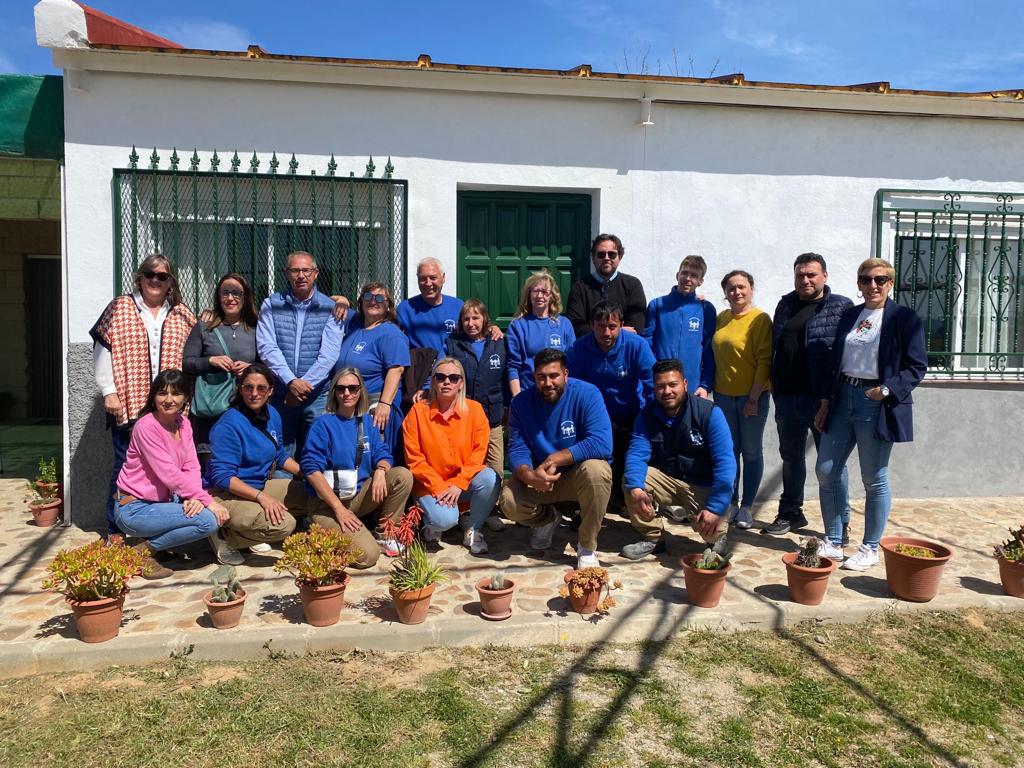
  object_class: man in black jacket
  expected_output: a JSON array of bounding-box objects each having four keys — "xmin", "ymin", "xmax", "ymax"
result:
[
  {"xmin": 566, "ymin": 234, "xmax": 647, "ymax": 337},
  {"xmin": 763, "ymin": 253, "xmax": 853, "ymax": 537}
]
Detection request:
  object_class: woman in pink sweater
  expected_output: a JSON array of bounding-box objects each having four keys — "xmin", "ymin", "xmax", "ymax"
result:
[{"xmin": 115, "ymin": 369, "xmax": 230, "ymax": 579}]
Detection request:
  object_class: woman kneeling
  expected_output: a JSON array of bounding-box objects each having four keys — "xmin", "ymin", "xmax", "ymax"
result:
[
  {"xmin": 115, "ymin": 370, "xmax": 229, "ymax": 579},
  {"xmin": 301, "ymin": 368, "xmax": 413, "ymax": 566},
  {"xmin": 403, "ymin": 357, "xmax": 501, "ymax": 554}
]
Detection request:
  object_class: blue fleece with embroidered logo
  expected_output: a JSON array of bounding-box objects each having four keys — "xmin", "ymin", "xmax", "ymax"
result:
[
  {"xmin": 300, "ymin": 412, "xmax": 392, "ymax": 496},
  {"xmin": 336, "ymin": 321, "xmax": 411, "ymax": 396},
  {"xmin": 207, "ymin": 405, "xmax": 291, "ymax": 491},
  {"xmin": 567, "ymin": 331, "xmax": 656, "ymax": 424},
  {"xmin": 397, "ymin": 294, "xmax": 464, "ymax": 353},
  {"xmin": 507, "ymin": 378, "xmax": 612, "ymax": 470},
  {"xmin": 506, "ymin": 314, "xmax": 576, "ymax": 387},
  {"xmin": 642, "ymin": 288, "xmax": 716, "ymax": 391}
]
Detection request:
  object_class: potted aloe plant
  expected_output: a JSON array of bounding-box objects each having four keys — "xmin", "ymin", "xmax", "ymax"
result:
[
  {"xmin": 993, "ymin": 523, "xmax": 1024, "ymax": 598},
  {"xmin": 203, "ymin": 564, "xmax": 247, "ymax": 629},
  {"xmin": 681, "ymin": 547, "xmax": 732, "ymax": 608},
  {"xmin": 42, "ymin": 538, "xmax": 144, "ymax": 643},
  {"xmin": 274, "ymin": 525, "xmax": 362, "ymax": 627},
  {"xmin": 782, "ymin": 537, "xmax": 837, "ymax": 606},
  {"xmin": 476, "ymin": 571, "xmax": 517, "ymax": 620},
  {"xmin": 559, "ymin": 567, "xmax": 621, "ymax": 616},
  {"xmin": 388, "ymin": 541, "xmax": 447, "ymax": 624}
]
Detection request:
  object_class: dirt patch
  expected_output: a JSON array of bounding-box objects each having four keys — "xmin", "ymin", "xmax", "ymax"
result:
[
  {"xmin": 196, "ymin": 666, "xmax": 250, "ymax": 687},
  {"xmin": 962, "ymin": 609, "xmax": 991, "ymax": 632},
  {"xmin": 99, "ymin": 675, "xmax": 147, "ymax": 690}
]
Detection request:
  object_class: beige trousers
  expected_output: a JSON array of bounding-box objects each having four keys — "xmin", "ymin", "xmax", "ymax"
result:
[
  {"xmin": 212, "ymin": 477, "xmax": 305, "ymax": 550},
  {"xmin": 624, "ymin": 466, "xmax": 727, "ymax": 544},
  {"xmin": 486, "ymin": 425, "xmax": 505, "ymax": 476}
]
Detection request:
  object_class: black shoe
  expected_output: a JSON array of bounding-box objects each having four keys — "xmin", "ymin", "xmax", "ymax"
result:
[
  {"xmin": 620, "ymin": 539, "xmax": 667, "ymax": 560},
  {"xmin": 761, "ymin": 514, "xmax": 808, "ymax": 536}
]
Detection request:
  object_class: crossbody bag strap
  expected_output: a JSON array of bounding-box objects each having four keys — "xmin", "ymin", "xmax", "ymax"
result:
[
  {"xmin": 210, "ymin": 326, "xmax": 231, "ymax": 357},
  {"xmin": 331, "ymin": 418, "xmax": 365, "ymax": 499}
]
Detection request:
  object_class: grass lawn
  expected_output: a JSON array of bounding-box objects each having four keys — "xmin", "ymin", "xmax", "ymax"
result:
[{"xmin": 1, "ymin": 608, "xmax": 1022, "ymax": 767}]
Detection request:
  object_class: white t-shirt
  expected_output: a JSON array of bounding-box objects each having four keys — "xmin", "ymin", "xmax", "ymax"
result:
[{"xmin": 840, "ymin": 307, "xmax": 884, "ymax": 380}]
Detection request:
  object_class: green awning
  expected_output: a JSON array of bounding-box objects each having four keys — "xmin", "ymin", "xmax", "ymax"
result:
[{"xmin": 0, "ymin": 75, "xmax": 63, "ymax": 160}]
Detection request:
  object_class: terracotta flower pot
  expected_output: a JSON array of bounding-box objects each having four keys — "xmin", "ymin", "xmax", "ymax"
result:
[
  {"xmin": 997, "ymin": 557, "xmax": 1024, "ymax": 598},
  {"xmin": 389, "ymin": 583, "xmax": 436, "ymax": 625},
  {"xmin": 68, "ymin": 594, "xmax": 126, "ymax": 643},
  {"xmin": 562, "ymin": 570, "xmax": 602, "ymax": 614},
  {"xmin": 475, "ymin": 577, "xmax": 516, "ymax": 620},
  {"xmin": 30, "ymin": 498, "xmax": 62, "ymax": 527},
  {"xmin": 680, "ymin": 553, "xmax": 732, "ymax": 608},
  {"xmin": 297, "ymin": 574, "xmax": 349, "ymax": 627},
  {"xmin": 203, "ymin": 589, "xmax": 247, "ymax": 629},
  {"xmin": 880, "ymin": 536, "xmax": 953, "ymax": 602},
  {"xmin": 35, "ymin": 481, "xmax": 61, "ymax": 499},
  {"xmin": 782, "ymin": 552, "xmax": 837, "ymax": 606}
]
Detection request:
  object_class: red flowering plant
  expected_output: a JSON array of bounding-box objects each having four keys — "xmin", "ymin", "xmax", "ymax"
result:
[
  {"xmin": 559, "ymin": 567, "xmax": 623, "ymax": 614},
  {"xmin": 274, "ymin": 524, "xmax": 363, "ymax": 587},
  {"xmin": 377, "ymin": 503, "xmax": 423, "ymax": 549},
  {"xmin": 42, "ymin": 538, "xmax": 144, "ymax": 602}
]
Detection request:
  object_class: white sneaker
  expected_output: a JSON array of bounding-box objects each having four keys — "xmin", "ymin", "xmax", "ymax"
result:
[
  {"xmin": 732, "ymin": 506, "xmax": 753, "ymax": 530},
  {"xmin": 530, "ymin": 517, "xmax": 557, "ymax": 550},
  {"xmin": 209, "ymin": 532, "xmax": 245, "ymax": 566},
  {"xmin": 379, "ymin": 539, "xmax": 404, "ymax": 557},
  {"xmin": 484, "ymin": 514, "xmax": 507, "ymax": 532},
  {"xmin": 249, "ymin": 542, "xmax": 272, "ymax": 553},
  {"xmin": 577, "ymin": 551, "xmax": 600, "ymax": 569},
  {"xmin": 817, "ymin": 538, "xmax": 845, "ymax": 562},
  {"xmin": 841, "ymin": 544, "xmax": 879, "ymax": 571},
  {"xmin": 421, "ymin": 526, "xmax": 441, "ymax": 543},
  {"xmin": 463, "ymin": 528, "xmax": 488, "ymax": 555}
]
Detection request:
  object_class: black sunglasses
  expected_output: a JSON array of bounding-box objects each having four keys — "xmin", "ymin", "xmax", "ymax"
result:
[
  {"xmin": 857, "ymin": 275, "xmax": 892, "ymax": 287},
  {"xmin": 594, "ymin": 251, "xmax": 620, "ymax": 260},
  {"xmin": 143, "ymin": 270, "xmax": 171, "ymax": 282},
  {"xmin": 433, "ymin": 372, "xmax": 463, "ymax": 384},
  {"xmin": 362, "ymin": 292, "xmax": 388, "ymax": 304},
  {"xmin": 334, "ymin": 384, "xmax": 361, "ymax": 395}
]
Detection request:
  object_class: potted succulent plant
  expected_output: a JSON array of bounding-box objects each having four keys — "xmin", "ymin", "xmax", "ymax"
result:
[
  {"xmin": 27, "ymin": 458, "xmax": 62, "ymax": 527},
  {"xmin": 388, "ymin": 541, "xmax": 447, "ymax": 624},
  {"xmin": 274, "ymin": 524, "xmax": 362, "ymax": 627},
  {"xmin": 41, "ymin": 538, "xmax": 144, "ymax": 643},
  {"xmin": 879, "ymin": 535, "xmax": 953, "ymax": 602},
  {"xmin": 681, "ymin": 547, "xmax": 732, "ymax": 608},
  {"xmin": 475, "ymin": 571, "xmax": 517, "ymax": 620},
  {"xmin": 559, "ymin": 567, "xmax": 621, "ymax": 615},
  {"xmin": 782, "ymin": 538, "xmax": 837, "ymax": 606},
  {"xmin": 993, "ymin": 524, "xmax": 1024, "ymax": 598},
  {"xmin": 203, "ymin": 564, "xmax": 247, "ymax": 629}
]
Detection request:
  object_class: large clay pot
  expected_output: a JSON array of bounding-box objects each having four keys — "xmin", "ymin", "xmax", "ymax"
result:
[
  {"xmin": 203, "ymin": 589, "xmax": 247, "ymax": 629},
  {"xmin": 782, "ymin": 552, "xmax": 837, "ymax": 606},
  {"xmin": 880, "ymin": 536, "xmax": 952, "ymax": 603},
  {"xmin": 68, "ymin": 594, "xmax": 126, "ymax": 643},
  {"xmin": 475, "ymin": 577, "xmax": 516, "ymax": 620},
  {"xmin": 997, "ymin": 557, "xmax": 1024, "ymax": 598},
  {"xmin": 297, "ymin": 574, "xmax": 349, "ymax": 627},
  {"xmin": 680, "ymin": 553, "xmax": 731, "ymax": 608},
  {"xmin": 30, "ymin": 498, "xmax": 62, "ymax": 527},
  {"xmin": 562, "ymin": 570, "xmax": 602, "ymax": 614},
  {"xmin": 389, "ymin": 583, "xmax": 436, "ymax": 625}
]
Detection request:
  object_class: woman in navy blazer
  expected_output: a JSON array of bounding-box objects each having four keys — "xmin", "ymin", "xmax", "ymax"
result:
[{"xmin": 812, "ymin": 258, "xmax": 927, "ymax": 572}]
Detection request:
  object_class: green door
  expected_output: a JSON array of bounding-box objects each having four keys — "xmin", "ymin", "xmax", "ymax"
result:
[{"xmin": 456, "ymin": 191, "xmax": 592, "ymax": 327}]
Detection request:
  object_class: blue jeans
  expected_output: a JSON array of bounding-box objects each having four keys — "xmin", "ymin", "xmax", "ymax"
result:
[
  {"xmin": 115, "ymin": 498, "xmax": 219, "ymax": 551},
  {"xmin": 715, "ymin": 391, "xmax": 770, "ymax": 508},
  {"xmin": 815, "ymin": 383, "xmax": 894, "ymax": 549},
  {"xmin": 774, "ymin": 393, "xmax": 849, "ymax": 523},
  {"xmin": 105, "ymin": 417, "xmax": 133, "ymax": 536},
  {"xmin": 418, "ymin": 468, "xmax": 501, "ymax": 533},
  {"xmin": 273, "ymin": 384, "xmax": 329, "ymax": 461}
]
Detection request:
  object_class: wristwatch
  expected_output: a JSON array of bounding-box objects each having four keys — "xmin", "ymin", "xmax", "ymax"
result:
[{"xmin": 880, "ymin": 385, "xmax": 890, "ymax": 398}]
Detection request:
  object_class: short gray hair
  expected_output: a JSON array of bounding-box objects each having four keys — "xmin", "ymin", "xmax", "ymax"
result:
[{"xmin": 417, "ymin": 257, "xmax": 444, "ymax": 276}]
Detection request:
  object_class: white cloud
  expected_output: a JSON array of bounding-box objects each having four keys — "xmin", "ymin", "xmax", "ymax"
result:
[
  {"xmin": 150, "ymin": 20, "xmax": 253, "ymax": 51},
  {"xmin": 722, "ymin": 25, "xmax": 830, "ymax": 60}
]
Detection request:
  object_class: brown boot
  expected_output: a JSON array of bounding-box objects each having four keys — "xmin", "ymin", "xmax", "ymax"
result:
[{"xmin": 132, "ymin": 542, "xmax": 173, "ymax": 580}]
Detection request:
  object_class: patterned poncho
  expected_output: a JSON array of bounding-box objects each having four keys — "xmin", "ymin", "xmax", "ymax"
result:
[{"xmin": 90, "ymin": 295, "xmax": 196, "ymax": 426}]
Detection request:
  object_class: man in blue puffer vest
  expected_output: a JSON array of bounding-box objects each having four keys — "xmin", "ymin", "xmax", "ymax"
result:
[{"xmin": 256, "ymin": 251, "xmax": 345, "ymax": 456}]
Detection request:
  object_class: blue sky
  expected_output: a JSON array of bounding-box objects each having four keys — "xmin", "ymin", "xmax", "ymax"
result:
[{"xmin": 4, "ymin": 0, "xmax": 1023, "ymax": 92}]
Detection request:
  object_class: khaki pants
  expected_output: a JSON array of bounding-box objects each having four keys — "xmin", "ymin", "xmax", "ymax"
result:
[
  {"xmin": 308, "ymin": 466, "xmax": 413, "ymax": 569},
  {"xmin": 499, "ymin": 459, "xmax": 611, "ymax": 552},
  {"xmin": 212, "ymin": 477, "xmax": 305, "ymax": 550},
  {"xmin": 486, "ymin": 425, "xmax": 505, "ymax": 476},
  {"xmin": 624, "ymin": 466, "xmax": 728, "ymax": 544}
]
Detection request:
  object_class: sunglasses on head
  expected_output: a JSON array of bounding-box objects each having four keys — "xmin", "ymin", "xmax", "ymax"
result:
[
  {"xmin": 857, "ymin": 275, "xmax": 891, "ymax": 287},
  {"xmin": 362, "ymin": 292, "xmax": 388, "ymax": 305},
  {"xmin": 433, "ymin": 372, "xmax": 463, "ymax": 384},
  {"xmin": 335, "ymin": 384, "xmax": 361, "ymax": 394},
  {"xmin": 143, "ymin": 270, "xmax": 171, "ymax": 282}
]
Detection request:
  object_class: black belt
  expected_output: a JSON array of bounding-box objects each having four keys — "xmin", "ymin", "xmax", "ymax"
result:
[{"xmin": 841, "ymin": 374, "xmax": 880, "ymax": 387}]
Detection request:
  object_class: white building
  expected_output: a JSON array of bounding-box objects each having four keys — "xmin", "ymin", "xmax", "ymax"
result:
[{"xmin": 35, "ymin": 0, "xmax": 1024, "ymax": 528}]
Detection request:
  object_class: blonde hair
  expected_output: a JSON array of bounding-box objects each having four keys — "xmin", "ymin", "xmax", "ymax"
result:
[
  {"xmin": 857, "ymin": 257, "xmax": 896, "ymax": 281},
  {"xmin": 326, "ymin": 368, "xmax": 369, "ymax": 417},
  {"xmin": 515, "ymin": 270, "xmax": 563, "ymax": 319},
  {"xmin": 427, "ymin": 357, "xmax": 467, "ymax": 413}
]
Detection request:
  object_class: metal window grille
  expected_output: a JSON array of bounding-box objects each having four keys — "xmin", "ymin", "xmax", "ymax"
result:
[
  {"xmin": 113, "ymin": 149, "xmax": 407, "ymax": 310},
  {"xmin": 875, "ymin": 189, "xmax": 1024, "ymax": 380}
]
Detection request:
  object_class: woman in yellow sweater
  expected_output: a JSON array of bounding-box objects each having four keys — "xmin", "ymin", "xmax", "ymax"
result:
[{"xmin": 712, "ymin": 270, "xmax": 772, "ymax": 529}]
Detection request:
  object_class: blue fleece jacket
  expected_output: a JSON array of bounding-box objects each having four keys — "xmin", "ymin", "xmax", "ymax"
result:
[
  {"xmin": 207, "ymin": 405, "xmax": 291, "ymax": 491},
  {"xmin": 397, "ymin": 294, "xmax": 464, "ymax": 352},
  {"xmin": 567, "ymin": 331, "xmax": 656, "ymax": 425},
  {"xmin": 507, "ymin": 378, "xmax": 612, "ymax": 470},
  {"xmin": 506, "ymin": 314, "xmax": 576, "ymax": 387},
  {"xmin": 336, "ymin": 321, "xmax": 411, "ymax": 397},
  {"xmin": 642, "ymin": 288, "xmax": 716, "ymax": 391},
  {"xmin": 300, "ymin": 412, "xmax": 392, "ymax": 496}
]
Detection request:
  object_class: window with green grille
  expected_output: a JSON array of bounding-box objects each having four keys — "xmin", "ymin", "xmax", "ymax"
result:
[
  {"xmin": 113, "ymin": 149, "xmax": 407, "ymax": 311},
  {"xmin": 876, "ymin": 189, "xmax": 1023, "ymax": 379}
]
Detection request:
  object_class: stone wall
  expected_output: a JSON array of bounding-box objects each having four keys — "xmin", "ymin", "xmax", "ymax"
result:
[{"xmin": 67, "ymin": 341, "xmax": 109, "ymax": 531}]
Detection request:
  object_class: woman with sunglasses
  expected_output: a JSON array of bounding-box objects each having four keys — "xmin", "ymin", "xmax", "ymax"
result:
[
  {"xmin": 507, "ymin": 271, "xmax": 575, "ymax": 397},
  {"xmin": 114, "ymin": 369, "xmax": 228, "ymax": 579},
  {"xmin": 813, "ymin": 258, "xmax": 927, "ymax": 571},
  {"xmin": 336, "ymin": 282, "xmax": 410, "ymax": 443},
  {"xmin": 302, "ymin": 368, "xmax": 414, "ymax": 563},
  {"xmin": 403, "ymin": 358, "xmax": 500, "ymax": 553},
  {"xmin": 183, "ymin": 273, "xmax": 260, "ymax": 465},
  {"xmin": 206, "ymin": 364, "xmax": 307, "ymax": 565},
  {"xmin": 92, "ymin": 254, "xmax": 196, "ymax": 537}
]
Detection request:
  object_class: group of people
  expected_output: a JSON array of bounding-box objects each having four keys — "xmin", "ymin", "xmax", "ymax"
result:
[{"xmin": 91, "ymin": 235, "xmax": 926, "ymax": 579}]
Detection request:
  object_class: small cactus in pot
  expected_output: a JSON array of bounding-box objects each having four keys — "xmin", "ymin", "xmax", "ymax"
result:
[{"xmin": 204, "ymin": 564, "xmax": 247, "ymax": 629}]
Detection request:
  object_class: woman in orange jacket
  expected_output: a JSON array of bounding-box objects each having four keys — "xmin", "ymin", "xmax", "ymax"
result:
[{"xmin": 403, "ymin": 357, "xmax": 501, "ymax": 555}]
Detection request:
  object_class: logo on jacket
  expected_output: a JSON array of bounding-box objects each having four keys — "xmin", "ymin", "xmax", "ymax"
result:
[
  {"xmin": 616, "ymin": 366, "xmax": 628, "ymax": 379},
  {"xmin": 549, "ymin": 334, "xmax": 563, "ymax": 348},
  {"xmin": 688, "ymin": 317, "xmax": 700, "ymax": 332},
  {"xmin": 559, "ymin": 420, "xmax": 576, "ymax": 439},
  {"xmin": 444, "ymin": 319, "xmax": 457, "ymax": 333},
  {"xmin": 489, "ymin": 354, "xmax": 501, "ymax": 369},
  {"xmin": 354, "ymin": 342, "xmax": 367, "ymax": 354},
  {"xmin": 689, "ymin": 429, "xmax": 705, "ymax": 446}
]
